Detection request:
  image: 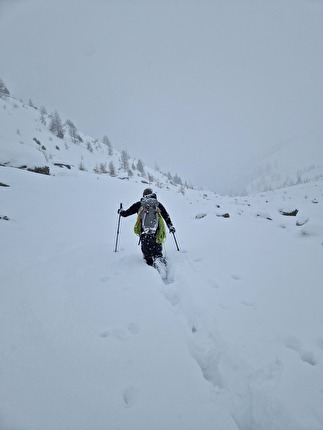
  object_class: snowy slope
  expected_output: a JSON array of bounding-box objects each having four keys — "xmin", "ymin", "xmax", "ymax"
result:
[
  {"xmin": 0, "ymin": 94, "xmax": 182, "ymax": 189},
  {"xmin": 1, "ymin": 163, "xmax": 323, "ymax": 430},
  {"xmin": 1, "ymin": 88, "xmax": 323, "ymax": 430},
  {"xmin": 246, "ymin": 135, "xmax": 323, "ymax": 194}
]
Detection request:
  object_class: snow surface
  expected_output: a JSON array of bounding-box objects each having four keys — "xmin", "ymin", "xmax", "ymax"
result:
[
  {"xmin": 1, "ymin": 92, "xmax": 323, "ymax": 430},
  {"xmin": 1, "ymin": 164, "xmax": 323, "ymax": 430}
]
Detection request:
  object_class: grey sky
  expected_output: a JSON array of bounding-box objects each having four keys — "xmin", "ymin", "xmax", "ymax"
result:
[{"xmin": 1, "ymin": 0, "xmax": 322, "ymax": 193}]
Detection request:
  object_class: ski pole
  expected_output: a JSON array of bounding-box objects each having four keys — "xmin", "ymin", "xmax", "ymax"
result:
[
  {"xmin": 172, "ymin": 232, "xmax": 180, "ymax": 251},
  {"xmin": 114, "ymin": 203, "xmax": 123, "ymax": 252}
]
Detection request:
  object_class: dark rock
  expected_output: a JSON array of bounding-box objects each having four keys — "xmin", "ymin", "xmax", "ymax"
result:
[
  {"xmin": 217, "ymin": 213, "xmax": 230, "ymax": 218},
  {"xmin": 280, "ymin": 209, "xmax": 299, "ymax": 216},
  {"xmin": 195, "ymin": 213, "xmax": 207, "ymax": 219},
  {"xmin": 54, "ymin": 163, "xmax": 71, "ymax": 170},
  {"xmin": 27, "ymin": 166, "xmax": 50, "ymax": 175},
  {"xmin": 256, "ymin": 214, "xmax": 272, "ymax": 221}
]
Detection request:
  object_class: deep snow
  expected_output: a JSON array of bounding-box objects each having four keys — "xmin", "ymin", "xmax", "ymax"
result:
[
  {"xmin": 1, "ymin": 164, "xmax": 323, "ymax": 430},
  {"xmin": 1, "ymin": 91, "xmax": 323, "ymax": 429}
]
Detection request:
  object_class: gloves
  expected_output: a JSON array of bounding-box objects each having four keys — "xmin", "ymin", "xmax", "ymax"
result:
[
  {"xmin": 118, "ymin": 209, "xmax": 125, "ymax": 216},
  {"xmin": 168, "ymin": 225, "xmax": 176, "ymax": 233}
]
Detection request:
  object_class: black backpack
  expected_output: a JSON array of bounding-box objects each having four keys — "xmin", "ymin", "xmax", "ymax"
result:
[
  {"xmin": 134, "ymin": 194, "xmax": 167, "ymax": 243},
  {"xmin": 137, "ymin": 195, "xmax": 159, "ymax": 234}
]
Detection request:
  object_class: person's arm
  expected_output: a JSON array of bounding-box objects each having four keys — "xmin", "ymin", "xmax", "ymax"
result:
[
  {"xmin": 119, "ymin": 201, "xmax": 141, "ymax": 217},
  {"xmin": 159, "ymin": 203, "xmax": 175, "ymax": 232}
]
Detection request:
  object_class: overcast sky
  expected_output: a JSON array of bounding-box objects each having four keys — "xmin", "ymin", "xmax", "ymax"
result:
[{"xmin": 1, "ymin": 0, "xmax": 322, "ymax": 193}]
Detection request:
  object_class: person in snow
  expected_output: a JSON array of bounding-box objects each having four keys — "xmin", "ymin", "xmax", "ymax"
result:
[{"xmin": 118, "ymin": 188, "xmax": 175, "ymax": 266}]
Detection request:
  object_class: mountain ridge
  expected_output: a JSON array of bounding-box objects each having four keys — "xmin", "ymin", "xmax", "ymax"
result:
[
  {"xmin": 1, "ymin": 79, "xmax": 323, "ymax": 196},
  {"xmin": 0, "ymin": 87, "xmax": 189, "ymax": 194}
]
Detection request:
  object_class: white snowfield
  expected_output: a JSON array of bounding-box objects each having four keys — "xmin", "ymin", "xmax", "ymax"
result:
[{"xmin": 1, "ymin": 165, "xmax": 323, "ymax": 430}]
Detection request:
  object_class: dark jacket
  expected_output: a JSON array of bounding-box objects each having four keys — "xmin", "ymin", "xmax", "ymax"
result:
[{"xmin": 120, "ymin": 193, "xmax": 173, "ymax": 231}]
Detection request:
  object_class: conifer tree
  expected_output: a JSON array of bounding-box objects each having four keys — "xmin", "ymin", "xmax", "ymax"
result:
[
  {"xmin": 103, "ymin": 135, "xmax": 113, "ymax": 156},
  {"xmin": 109, "ymin": 160, "xmax": 116, "ymax": 176},
  {"xmin": 40, "ymin": 106, "xmax": 47, "ymax": 125},
  {"xmin": 120, "ymin": 150, "xmax": 130, "ymax": 172},
  {"xmin": 173, "ymin": 174, "xmax": 183, "ymax": 185},
  {"xmin": 136, "ymin": 159, "xmax": 145, "ymax": 175},
  {"xmin": 0, "ymin": 78, "xmax": 10, "ymax": 97},
  {"xmin": 65, "ymin": 119, "xmax": 78, "ymax": 143},
  {"xmin": 147, "ymin": 173, "xmax": 154, "ymax": 184},
  {"xmin": 49, "ymin": 110, "xmax": 64, "ymax": 139}
]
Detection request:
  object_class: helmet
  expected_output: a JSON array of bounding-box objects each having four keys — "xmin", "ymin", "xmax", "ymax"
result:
[{"xmin": 143, "ymin": 188, "xmax": 153, "ymax": 196}]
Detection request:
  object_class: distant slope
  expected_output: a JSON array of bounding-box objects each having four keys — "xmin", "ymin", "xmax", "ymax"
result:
[{"xmin": 246, "ymin": 135, "xmax": 323, "ymax": 194}]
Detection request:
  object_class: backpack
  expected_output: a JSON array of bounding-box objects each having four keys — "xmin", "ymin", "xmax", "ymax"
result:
[{"xmin": 134, "ymin": 195, "xmax": 166, "ymax": 243}]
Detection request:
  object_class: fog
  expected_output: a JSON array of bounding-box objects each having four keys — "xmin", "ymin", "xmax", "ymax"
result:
[{"xmin": 1, "ymin": 0, "xmax": 322, "ymax": 193}]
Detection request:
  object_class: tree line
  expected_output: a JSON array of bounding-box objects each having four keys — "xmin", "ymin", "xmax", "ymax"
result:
[{"xmin": 1, "ymin": 77, "xmax": 187, "ymax": 188}]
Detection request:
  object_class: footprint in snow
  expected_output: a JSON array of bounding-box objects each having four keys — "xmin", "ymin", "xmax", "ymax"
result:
[
  {"xmin": 231, "ymin": 274, "xmax": 241, "ymax": 281},
  {"xmin": 100, "ymin": 322, "xmax": 139, "ymax": 340},
  {"xmin": 193, "ymin": 257, "xmax": 202, "ymax": 263},
  {"xmin": 240, "ymin": 300, "xmax": 255, "ymax": 309},
  {"xmin": 283, "ymin": 335, "xmax": 317, "ymax": 366},
  {"xmin": 123, "ymin": 385, "xmax": 139, "ymax": 408}
]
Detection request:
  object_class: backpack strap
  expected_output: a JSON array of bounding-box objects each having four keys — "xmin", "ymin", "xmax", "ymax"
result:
[
  {"xmin": 156, "ymin": 213, "xmax": 166, "ymax": 244},
  {"xmin": 134, "ymin": 206, "xmax": 143, "ymax": 236}
]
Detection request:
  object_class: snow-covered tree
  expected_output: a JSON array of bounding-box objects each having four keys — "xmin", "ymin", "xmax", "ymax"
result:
[
  {"xmin": 173, "ymin": 174, "xmax": 183, "ymax": 185},
  {"xmin": 136, "ymin": 159, "xmax": 145, "ymax": 175},
  {"xmin": 78, "ymin": 161, "xmax": 87, "ymax": 171},
  {"xmin": 147, "ymin": 173, "xmax": 154, "ymax": 184},
  {"xmin": 103, "ymin": 135, "xmax": 113, "ymax": 156},
  {"xmin": 65, "ymin": 119, "xmax": 78, "ymax": 143},
  {"xmin": 100, "ymin": 162, "xmax": 108, "ymax": 174},
  {"xmin": 94, "ymin": 162, "xmax": 108, "ymax": 174},
  {"xmin": 109, "ymin": 160, "xmax": 116, "ymax": 177},
  {"xmin": 120, "ymin": 150, "xmax": 130, "ymax": 172},
  {"xmin": 49, "ymin": 110, "xmax": 64, "ymax": 139},
  {"xmin": 86, "ymin": 141, "xmax": 93, "ymax": 153},
  {"xmin": 0, "ymin": 78, "xmax": 10, "ymax": 98},
  {"xmin": 40, "ymin": 106, "xmax": 47, "ymax": 125}
]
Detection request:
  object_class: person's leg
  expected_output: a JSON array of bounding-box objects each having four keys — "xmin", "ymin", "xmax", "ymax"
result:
[{"xmin": 140, "ymin": 234, "xmax": 163, "ymax": 265}]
